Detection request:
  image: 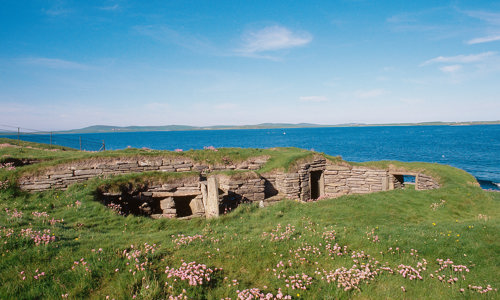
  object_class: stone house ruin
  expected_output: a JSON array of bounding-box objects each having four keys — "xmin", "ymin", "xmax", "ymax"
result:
[{"xmin": 19, "ymin": 154, "xmax": 440, "ymax": 219}]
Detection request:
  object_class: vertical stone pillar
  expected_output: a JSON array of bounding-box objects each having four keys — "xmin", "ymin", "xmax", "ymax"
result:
[
  {"xmin": 382, "ymin": 174, "xmax": 389, "ymax": 191},
  {"xmin": 388, "ymin": 174, "xmax": 395, "ymax": 190},
  {"xmin": 206, "ymin": 176, "xmax": 220, "ymax": 219},
  {"xmin": 200, "ymin": 182, "xmax": 208, "ymax": 209}
]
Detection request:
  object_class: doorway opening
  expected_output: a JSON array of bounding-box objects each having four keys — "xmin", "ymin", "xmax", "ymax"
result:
[
  {"xmin": 174, "ymin": 196, "xmax": 195, "ymax": 217},
  {"xmin": 310, "ymin": 170, "xmax": 324, "ymax": 200},
  {"xmin": 393, "ymin": 174, "xmax": 416, "ymax": 189}
]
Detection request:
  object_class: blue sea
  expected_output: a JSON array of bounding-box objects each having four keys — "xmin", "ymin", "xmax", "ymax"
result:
[{"xmin": 3, "ymin": 125, "xmax": 500, "ymax": 190}]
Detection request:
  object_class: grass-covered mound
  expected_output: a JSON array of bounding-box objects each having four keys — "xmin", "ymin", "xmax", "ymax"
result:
[
  {"xmin": 0, "ymin": 141, "xmax": 499, "ymax": 299},
  {"xmin": 0, "ymin": 137, "xmax": 342, "ymax": 179}
]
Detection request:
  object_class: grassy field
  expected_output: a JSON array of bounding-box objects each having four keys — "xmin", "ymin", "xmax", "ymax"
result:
[{"xmin": 0, "ymin": 140, "xmax": 498, "ymax": 299}]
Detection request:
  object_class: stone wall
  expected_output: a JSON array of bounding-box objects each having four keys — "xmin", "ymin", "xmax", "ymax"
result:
[
  {"xmin": 297, "ymin": 158, "xmax": 327, "ymax": 201},
  {"xmin": 274, "ymin": 173, "xmax": 300, "ymax": 200},
  {"xmin": 218, "ymin": 173, "xmax": 265, "ymax": 212},
  {"xmin": 100, "ymin": 180, "xmax": 205, "ymax": 219},
  {"xmin": 19, "ymin": 156, "xmax": 269, "ymax": 191},
  {"xmin": 99, "ymin": 172, "xmax": 269, "ymax": 219},
  {"xmin": 19, "ymin": 154, "xmax": 441, "ymax": 219},
  {"xmin": 324, "ymin": 165, "xmax": 389, "ymax": 197},
  {"xmin": 417, "ymin": 174, "xmax": 440, "ymax": 190},
  {"xmin": 143, "ymin": 181, "xmax": 205, "ymax": 219},
  {"xmin": 324, "ymin": 165, "xmax": 351, "ymax": 197}
]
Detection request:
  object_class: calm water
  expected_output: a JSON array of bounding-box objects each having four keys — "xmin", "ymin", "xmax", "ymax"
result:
[{"xmin": 3, "ymin": 125, "xmax": 500, "ymax": 190}]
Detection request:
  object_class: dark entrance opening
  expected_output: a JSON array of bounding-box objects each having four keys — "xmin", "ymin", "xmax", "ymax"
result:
[
  {"xmin": 394, "ymin": 175, "xmax": 404, "ymax": 189},
  {"xmin": 393, "ymin": 174, "xmax": 416, "ymax": 189},
  {"xmin": 174, "ymin": 196, "xmax": 195, "ymax": 217},
  {"xmin": 149, "ymin": 199, "xmax": 163, "ymax": 215},
  {"xmin": 310, "ymin": 171, "xmax": 323, "ymax": 199}
]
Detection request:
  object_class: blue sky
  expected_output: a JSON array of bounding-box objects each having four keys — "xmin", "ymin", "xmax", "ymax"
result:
[{"xmin": 1, "ymin": 0, "xmax": 499, "ymax": 130}]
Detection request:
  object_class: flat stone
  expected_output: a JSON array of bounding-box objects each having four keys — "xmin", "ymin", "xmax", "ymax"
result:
[
  {"xmin": 117, "ymin": 163, "xmax": 138, "ymax": 168},
  {"xmin": 152, "ymin": 190, "xmax": 201, "ymax": 197},
  {"xmin": 74, "ymin": 169, "xmax": 103, "ymax": 176},
  {"xmin": 24, "ymin": 183, "xmax": 51, "ymax": 190},
  {"xmin": 162, "ymin": 208, "xmax": 177, "ymax": 214},
  {"xmin": 159, "ymin": 166, "xmax": 175, "ymax": 172},
  {"xmin": 174, "ymin": 163, "xmax": 193, "ymax": 168}
]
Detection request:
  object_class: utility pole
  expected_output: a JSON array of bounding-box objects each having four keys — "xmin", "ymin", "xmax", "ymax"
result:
[{"xmin": 79, "ymin": 136, "xmax": 82, "ymax": 151}]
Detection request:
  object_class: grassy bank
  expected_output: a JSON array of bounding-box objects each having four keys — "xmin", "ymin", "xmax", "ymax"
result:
[{"xmin": 0, "ymin": 141, "xmax": 498, "ymax": 299}]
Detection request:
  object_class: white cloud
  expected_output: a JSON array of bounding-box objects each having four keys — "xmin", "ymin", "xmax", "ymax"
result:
[
  {"xmin": 421, "ymin": 51, "xmax": 497, "ymax": 66},
  {"xmin": 439, "ymin": 64, "xmax": 462, "ymax": 73},
  {"xmin": 237, "ymin": 25, "xmax": 312, "ymax": 55},
  {"xmin": 299, "ymin": 96, "xmax": 328, "ymax": 102},
  {"xmin": 18, "ymin": 57, "xmax": 90, "ymax": 70},
  {"xmin": 354, "ymin": 89, "xmax": 388, "ymax": 99},
  {"xmin": 467, "ymin": 35, "xmax": 500, "ymax": 44}
]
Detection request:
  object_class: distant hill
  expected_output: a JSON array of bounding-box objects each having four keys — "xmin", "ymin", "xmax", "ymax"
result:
[
  {"xmin": 61, "ymin": 125, "xmax": 199, "ymax": 133},
  {"xmin": 60, "ymin": 123, "xmax": 328, "ymax": 133},
  {"xmin": 60, "ymin": 121, "xmax": 500, "ymax": 133}
]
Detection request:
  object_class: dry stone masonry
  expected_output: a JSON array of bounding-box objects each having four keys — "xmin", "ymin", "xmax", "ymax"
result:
[
  {"xmin": 19, "ymin": 154, "xmax": 440, "ymax": 219},
  {"xmin": 19, "ymin": 156, "xmax": 268, "ymax": 191}
]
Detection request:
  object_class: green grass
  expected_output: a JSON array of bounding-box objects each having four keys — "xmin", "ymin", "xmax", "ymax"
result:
[
  {"xmin": 1, "ymin": 137, "xmax": 344, "ymax": 180},
  {"xmin": 97, "ymin": 171, "xmax": 201, "ymax": 194},
  {"xmin": 0, "ymin": 142, "xmax": 499, "ymax": 299}
]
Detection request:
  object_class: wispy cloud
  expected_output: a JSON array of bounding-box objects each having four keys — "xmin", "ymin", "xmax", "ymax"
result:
[
  {"xmin": 386, "ymin": 12, "xmax": 417, "ymax": 24},
  {"xmin": 354, "ymin": 89, "xmax": 388, "ymax": 99},
  {"xmin": 299, "ymin": 96, "xmax": 328, "ymax": 102},
  {"xmin": 439, "ymin": 64, "xmax": 462, "ymax": 73},
  {"xmin": 386, "ymin": 8, "xmax": 449, "ymax": 33},
  {"xmin": 18, "ymin": 57, "xmax": 90, "ymax": 70},
  {"xmin": 464, "ymin": 11, "xmax": 500, "ymax": 26},
  {"xmin": 236, "ymin": 25, "xmax": 312, "ymax": 58},
  {"xmin": 467, "ymin": 35, "xmax": 500, "ymax": 44},
  {"xmin": 134, "ymin": 25, "xmax": 214, "ymax": 54},
  {"xmin": 463, "ymin": 10, "xmax": 500, "ymax": 45},
  {"xmin": 421, "ymin": 51, "xmax": 497, "ymax": 65},
  {"xmin": 42, "ymin": 0, "xmax": 72, "ymax": 16},
  {"xmin": 42, "ymin": 7, "xmax": 71, "ymax": 16},
  {"xmin": 99, "ymin": 4, "xmax": 120, "ymax": 11}
]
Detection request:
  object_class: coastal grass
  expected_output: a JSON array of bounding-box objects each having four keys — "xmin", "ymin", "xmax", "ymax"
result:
[{"xmin": 0, "ymin": 144, "xmax": 499, "ymax": 299}]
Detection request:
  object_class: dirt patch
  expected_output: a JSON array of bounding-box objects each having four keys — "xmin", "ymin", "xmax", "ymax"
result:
[{"xmin": 0, "ymin": 143, "xmax": 18, "ymax": 149}]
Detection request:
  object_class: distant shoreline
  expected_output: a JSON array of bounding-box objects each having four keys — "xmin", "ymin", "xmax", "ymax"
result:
[
  {"xmin": 58, "ymin": 121, "xmax": 500, "ymax": 134},
  {"xmin": 1, "ymin": 121, "xmax": 499, "ymax": 135}
]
